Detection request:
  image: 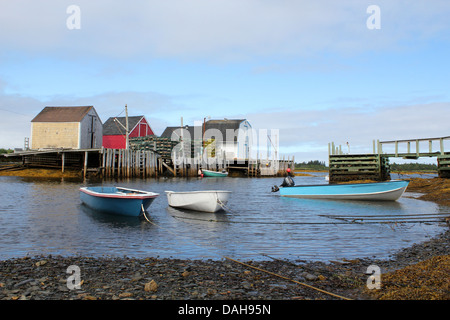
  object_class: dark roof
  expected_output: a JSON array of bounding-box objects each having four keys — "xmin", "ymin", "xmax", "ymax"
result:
[
  {"xmin": 205, "ymin": 119, "xmax": 245, "ymax": 134},
  {"xmin": 31, "ymin": 106, "xmax": 94, "ymax": 122},
  {"xmin": 161, "ymin": 119, "xmax": 247, "ymax": 141},
  {"xmin": 160, "ymin": 126, "xmax": 198, "ymax": 140},
  {"xmin": 103, "ymin": 116, "xmax": 145, "ymax": 135}
]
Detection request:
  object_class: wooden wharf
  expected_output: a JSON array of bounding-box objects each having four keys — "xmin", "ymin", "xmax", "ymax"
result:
[
  {"xmin": 328, "ymin": 136, "xmax": 450, "ymax": 182},
  {"xmin": 4, "ymin": 148, "xmax": 103, "ymax": 178},
  {"xmin": 5, "ymin": 145, "xmax": 294, "ymax": 179}
]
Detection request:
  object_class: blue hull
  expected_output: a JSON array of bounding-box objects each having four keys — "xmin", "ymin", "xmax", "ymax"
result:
[
  {"xmin": 80, "ymin": 187, "xmax": 159, "ymax": 217},
  {"xmin": 279, "ymin": 180, "xmax": 409, "ymax": 201}
]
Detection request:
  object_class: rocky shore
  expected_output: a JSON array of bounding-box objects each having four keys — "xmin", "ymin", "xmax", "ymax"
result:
[
  {"xmin": 0, "ymin": 232, "xmax": 448, "ymax": 301},
  {"xmin": 0, "ymin": 177, "xmax": 449, "ymax": 301}
]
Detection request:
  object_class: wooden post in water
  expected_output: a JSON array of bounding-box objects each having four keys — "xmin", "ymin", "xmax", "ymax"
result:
[
  {"xmin": 104, "ymin": 149, "xmax": 108, "ymax": 178},
  {"xmin": 107, "ymin": 149, "xmax": 111, "ymax": 178},
  {"xmin": 111, "ymin": 149, "xmax": 116, "ymax": 177},
  {"xmin": 126, "ymin": 149, "xmax": 130, "ymax": 178},
  {"xmin": 83, "ymin": 151, "xmax": 88, "ymax": 179}
]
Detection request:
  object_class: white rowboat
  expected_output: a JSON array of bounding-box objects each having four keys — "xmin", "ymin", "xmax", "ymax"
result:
[{"xmin": 165, "ymin": 190, "xmax": 231, "ymax": 213}]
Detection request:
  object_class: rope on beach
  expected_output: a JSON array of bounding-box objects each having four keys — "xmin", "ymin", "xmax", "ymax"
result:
[
  {"xmin": 141, "ymin": 210, "xmax": 352, "ymax": 300},
  {"xmin": 222, "ymin": 255, "xmax": 352, "ymax": 301}
]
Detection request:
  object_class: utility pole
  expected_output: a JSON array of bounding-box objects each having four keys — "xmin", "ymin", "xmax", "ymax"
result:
[{"xmin": 125, "ymin": 104, "xmax": 129, "ymax": 150}]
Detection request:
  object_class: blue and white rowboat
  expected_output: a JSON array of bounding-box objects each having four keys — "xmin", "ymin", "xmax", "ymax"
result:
[
  {"xmin": 278, "ymin": 180, "xmax": 409, "ymax": 201},
  {"xmin": 80, "ymin": 187, "xmax": 159, "ymax": 216}
]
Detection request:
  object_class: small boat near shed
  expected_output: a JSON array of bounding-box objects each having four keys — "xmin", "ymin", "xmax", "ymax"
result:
[
  {"xmin": 80, "ymin": 186, "xmax": 159, "ymax": 217},
  {"xmin": 201, "ymin": 169, "xmax": 228, "ymax": 177},
  {"xmin": 273, "ymin": 180, "xmax": 409, "ymax": 201},
  {"xmin": 165, "ymin": 190, "xmax": 231, "ymax": 212}
]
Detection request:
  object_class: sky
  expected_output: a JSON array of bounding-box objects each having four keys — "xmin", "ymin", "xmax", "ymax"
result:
[{"xmin": 1, "ymin": 0, "xmax": 449, "ymax": 163}]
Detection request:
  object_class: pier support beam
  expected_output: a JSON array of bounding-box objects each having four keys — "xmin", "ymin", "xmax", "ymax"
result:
[{"xmin": 83, "ymin": 151, "xmax": 88, "ymax": 179}]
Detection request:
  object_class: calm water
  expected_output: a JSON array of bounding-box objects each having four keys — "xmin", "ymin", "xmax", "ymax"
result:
[{"xmin": 0, "ymin": 173, "xmax": 447, "ymax": 262}]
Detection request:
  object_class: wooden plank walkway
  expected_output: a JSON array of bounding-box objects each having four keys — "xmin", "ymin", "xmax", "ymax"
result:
[{"xmin": 377, "ymin": 136, "xmax": 450, "ymax": 159}]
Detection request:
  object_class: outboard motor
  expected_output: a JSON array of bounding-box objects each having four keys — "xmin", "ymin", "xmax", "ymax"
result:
[
  {"xmin": 280, "ymin": 175, "xmax": 295, "ymax": 187},
  {"xmin": 272, "ymin": 174, "xmax": 295, "ymax": 192}
]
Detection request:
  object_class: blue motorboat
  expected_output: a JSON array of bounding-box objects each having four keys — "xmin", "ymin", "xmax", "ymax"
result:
[
  {"xmin": 80, "ymin": 186, "xmax": 159, "ymax": 217},
  {"xmin": 273, "ymin": 180, "xmax": 409, "ymax": 201}
]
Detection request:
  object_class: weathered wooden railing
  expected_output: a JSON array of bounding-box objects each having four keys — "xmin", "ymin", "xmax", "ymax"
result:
[{"xmin": 377, "ymin": 136, "xmax": 450, "ymax": 158}]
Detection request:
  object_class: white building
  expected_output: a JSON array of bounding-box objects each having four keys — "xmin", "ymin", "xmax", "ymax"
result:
[{"xmin": 161, "ymin": 119, "xmax": 253, "ymax": 161}]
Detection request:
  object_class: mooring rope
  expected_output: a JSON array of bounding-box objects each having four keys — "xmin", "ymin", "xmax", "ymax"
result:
[
  {"xmin": 216, "ymin": 197, "xmax": 232, "ymax": 212},
  {"xmin": 141, "ymin": 207, "xmax": 352, "ymax": 300},
  {"xmin": 168, "ymin": 214, "xmax": 450, "ymax": 225}
]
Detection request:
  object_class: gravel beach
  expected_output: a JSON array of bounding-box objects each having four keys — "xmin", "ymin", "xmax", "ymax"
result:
[
  {"xmin": 0, "ymin": 229, "xmax": 448, "ymax": 301},
  {"xmin": 0, "ymin": 177, "xmax": 449, "ymax": 301}
]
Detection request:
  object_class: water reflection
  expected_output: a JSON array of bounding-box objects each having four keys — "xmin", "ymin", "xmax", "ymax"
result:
[{"xmin": 80, "ymin": 203, "xmax": 147, "ymax": 228}]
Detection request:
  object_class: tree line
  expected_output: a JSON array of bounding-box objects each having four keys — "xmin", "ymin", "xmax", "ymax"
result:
[
  {"xmin": 295, "ymin": 160, "xmax": 438, "ymax": 172},
  {"xmin": 390, "ymin": 162, "xmax": 437, "ymax": 172},
  {"xmin": 0, "ymin": 148, "xmax": 13, "ymax": 154},
  {"xmin": 295, "ymin": 160, "xmax": 328, "ymax": 170}
]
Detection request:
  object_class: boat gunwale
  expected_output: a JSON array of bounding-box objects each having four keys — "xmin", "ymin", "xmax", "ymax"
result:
[
  {"xmin": 165, "ymin": 190, "xmax": 231, "ymax": 195},
  {"xmin": 80, "ymin": 187, "xmax": 159, "ymax": 200},
  {"xmin": 280, "ymin": 186, "xmax": 407, "ymax": 197},
  {"xmin": 281, "ymin": 180, "xmax": 409, "ymax": 189}
]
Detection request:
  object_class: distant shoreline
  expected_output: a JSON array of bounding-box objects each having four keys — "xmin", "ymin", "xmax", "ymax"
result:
[
  {"xmin": 0, "ymin": 167, "xmax": 82, "ymax": 179},
  {"xmin": 0, "ymin": 166, "xmax": 440, "ymax": 178}
]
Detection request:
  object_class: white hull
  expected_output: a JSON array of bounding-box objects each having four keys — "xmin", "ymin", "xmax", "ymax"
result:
[{"xmin": 165, "ymin": 190, "xmax": 231, "ymax": 213}]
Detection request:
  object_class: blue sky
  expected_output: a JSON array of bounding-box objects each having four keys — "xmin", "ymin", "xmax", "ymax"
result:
[{"xmin": 1, "ymin": 0, "xmax": 449, "ymax": 163}]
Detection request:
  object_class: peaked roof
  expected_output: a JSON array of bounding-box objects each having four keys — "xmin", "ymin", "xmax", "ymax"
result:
[
  {"xmin": 160, "ymin": 126, "xmax": 198, "ymax": 140},
  {"xmin": 31, "ymin": 106, "xmax": 94, "ymax": 122},
  {"xmin": 205, "ymin": 119, "xmax": 246, "ymax": 134},
  {"xmin": 161, "ymin": 119, "xmax": 248, "ymax": 141},
  {"xmin": 103, "ymin": 116, "xmax": 146, "ymax": 135}
]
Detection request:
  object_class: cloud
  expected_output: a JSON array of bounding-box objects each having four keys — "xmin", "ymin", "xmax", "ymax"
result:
[
  {"xmin": 244, "ymin": 101, "xmax": 450, "ymax": 161},
  {"xmin": 2, "ymin": 79, "xmax": 449, "ymax": 165},
  {"xmin": 0, "ymin": 84, "xmax": 189, "ymax": 148},
  {"xmin": 1, "ymin": 0, "xmax": 449, "ymax": 61},
  {"xmin": 0, "ymin": 90, "xmax": 43, "ymax": 149}
]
